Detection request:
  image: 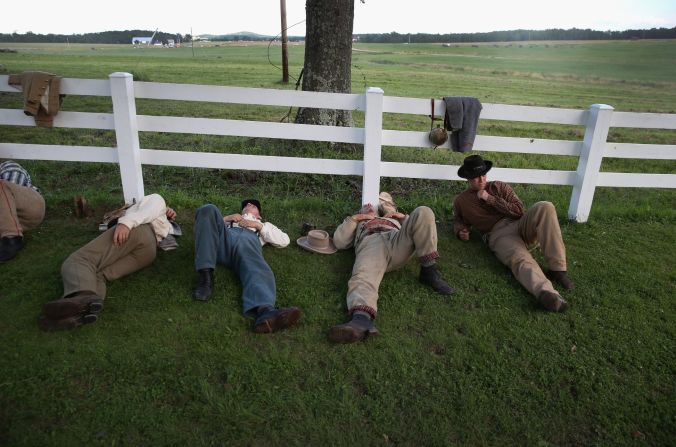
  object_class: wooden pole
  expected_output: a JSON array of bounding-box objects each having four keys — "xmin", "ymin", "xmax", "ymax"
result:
[{"xmin": 280, "ymin": 0, "xmax": 289, "ymax": 83}]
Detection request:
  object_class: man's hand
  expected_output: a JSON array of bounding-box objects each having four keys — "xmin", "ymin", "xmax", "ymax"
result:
[
  {"xmin": 458, "ymin": 228, "xmax": 470, "ymax": 241},
  {"xmin": 238, "ymin": 219, "xmax": 263, "ymax": 231},
  {"xmin": 351, "ymin": 213, "xmax": 374, "ymax": 222},
  {"xmin": 113, "ymin": 223, "xmax": 131, "ymax": 246},
  {"xmin": 224, "ymin": 213, "xmax": 243, "ymax": 223},
  {"xmin": 477, "ymin": 190, "xmax": 490, "ymax": 201},
  {"xmin": 383, "ymin": 212, "xmax": 406, "ymax": 220},
  {"xmin": 165, "ymin": 208, "xmax": 176, "ymax": 220}
]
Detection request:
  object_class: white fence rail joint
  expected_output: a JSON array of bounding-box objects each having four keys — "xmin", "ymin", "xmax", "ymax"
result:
[{"xmin": 1, "ymin": 73, "xmax": 675, "ymax": 222}]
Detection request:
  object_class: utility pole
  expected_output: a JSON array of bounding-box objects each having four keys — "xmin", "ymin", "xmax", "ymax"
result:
[{"xmin": 280, "ymin": 0, "xmax": 289, "ymax": 83}]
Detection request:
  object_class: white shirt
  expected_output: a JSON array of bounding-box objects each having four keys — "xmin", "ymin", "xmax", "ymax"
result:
[
  {"xmin": 229, "ymin": 213, "xmax": 290, "ymax": 248},
  {"xmin": 117, "ymin": 194, "xmax": 173, "ymax": 243}
]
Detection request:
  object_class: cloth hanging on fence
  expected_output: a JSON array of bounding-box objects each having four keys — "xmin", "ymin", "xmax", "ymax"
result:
[
  {"xmin": 443, "ymin": 96, "xmax": 482, "ymax": 152},
  {"xmin": 8, "ymin": 71, "xmax": 64, "ymax": 128}
]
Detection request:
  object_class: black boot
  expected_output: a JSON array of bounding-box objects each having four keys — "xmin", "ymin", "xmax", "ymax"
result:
[
  {"xmin": 0, "ymin": 236, "xmax": 24, "ymax": 263},
  {"xmin": 538, "ymin": 291, "xmax": 569, "ymax": 313},
  {"xmin": 419, "ymin": 264, "xmax": 455, "ymax": 295},
  {"xmin": 328, "ymin": 313, "xmax": 379, "ymax": 343},
  {"xmin": 192, "ymin": 268, "xmax": 214, "ymax": 301},
  {"xmin": 547, "ymin": 270, "xmax": 575, "ymax": 291}
]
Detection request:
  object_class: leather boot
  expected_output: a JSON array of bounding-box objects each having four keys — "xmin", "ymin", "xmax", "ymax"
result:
[
  {"xmin": 328, "ymin": 313, "xmax": 379, "ymax": 343},
  {"xmin": 419, "ymin": 264, "xmax": 455, "ymax": 295},
  {"xmin": 547, "ymin": 270, "xmax": 575, "ymax": 290},
  {"xmin": 538, "ymin": 291, "xmax": 569, "ymax": 312},
  {"xmin": 0, "ymin": 236, "xmax": 24, "ymax": 262},
  {"xmin": 192, "ymin": 268, "xmax": 214, "ymax": 301},
  {"xmin": 42, "ymin": 293, "xmax": 103, "ymax": 320},
  {"xmin": 253, "ymin": 306, "xmax": 302, "ymax": 333}
]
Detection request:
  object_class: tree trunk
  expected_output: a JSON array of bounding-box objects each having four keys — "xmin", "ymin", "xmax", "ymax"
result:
[{"xmin": 296, "ymin": 0, "xmax": 354, "ymax": 127}]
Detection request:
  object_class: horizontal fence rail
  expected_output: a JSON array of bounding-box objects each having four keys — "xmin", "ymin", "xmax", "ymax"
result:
[{"xmin": 1, "ymin": 73, "xmax": 675, "ymax": 222}]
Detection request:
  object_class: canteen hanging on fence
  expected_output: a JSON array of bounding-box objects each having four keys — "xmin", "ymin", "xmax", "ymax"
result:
[
  {"xmin": 429, "ymin": 126, "xmax": 448, "ymax": 146},
  {"xmin": 428, "ymin": 98, "xmax": 448, "ymax": 148}
]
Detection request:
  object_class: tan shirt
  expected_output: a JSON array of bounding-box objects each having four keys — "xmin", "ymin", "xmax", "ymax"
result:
[
  {"xmin": 333, "ymin": 215, "xmax": 404, "ymax": 250},
  {"xmin": 453, "ymin": 181, "xmax": 524, "ymax": 236}
]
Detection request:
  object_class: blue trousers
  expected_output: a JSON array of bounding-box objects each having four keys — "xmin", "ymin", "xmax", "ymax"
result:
[{"xmin": 194, "ymin": 204, "xmax": 276, "ymax": 316}]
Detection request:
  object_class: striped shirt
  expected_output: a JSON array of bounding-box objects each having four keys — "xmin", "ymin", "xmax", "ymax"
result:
[
  {"xmin": 453, "ymin": 181, "xmax": 525, "ymax": 235},
  {"xmin": 0, "ymin": 160, "xmax": 39, "ymax": 191}
]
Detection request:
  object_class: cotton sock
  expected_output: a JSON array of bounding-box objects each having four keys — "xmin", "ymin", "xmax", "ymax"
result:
[
  {"xmin": 257, "ymin": 305, "xmax": 274, "ymax": 315},
  {"xmin": 353, "ymin": 310, "xmax": 372, "ymax": 320}
]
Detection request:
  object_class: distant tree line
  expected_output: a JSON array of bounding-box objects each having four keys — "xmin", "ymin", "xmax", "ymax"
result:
[
  {"xmin": 357, "ymin": 27, "xmax": 676, "ymax": 43},
  {"xmin": 205, "ymin": 32, "xmax": 305, "ymax": 42},
  {"xmin": 1, "ymin": 27, "xmax": 674, "ymax": 44},
  {"xmin": 0, "ymin": 30, "xmax": 188, "ymax": 44}
]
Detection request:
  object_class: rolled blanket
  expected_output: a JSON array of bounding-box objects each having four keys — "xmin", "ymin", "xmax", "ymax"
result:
[{"xmin": 443, "ymin": 96, "xmax": 482, "ymax": 152}]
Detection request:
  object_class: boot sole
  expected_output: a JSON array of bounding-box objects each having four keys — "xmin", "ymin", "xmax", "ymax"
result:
[
  {"xmin": 254, "ymin": 308, "xmax": 301, "ymax": 333},
  {"xmin": 539, "ymin": 293, "xmax": 570, "ymax": 313}
]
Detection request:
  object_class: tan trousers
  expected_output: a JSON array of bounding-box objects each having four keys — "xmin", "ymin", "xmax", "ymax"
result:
[
  {"xmin": 487, "ymin": 201, "xmax": 567, "ymax": 297},
  {"xmin": 0, "ymin": 180, "xmax": 45, "ymax": 238},
  {"xmin": 61, "ymin": 224, "xmax": 156, "ymax": 299},
  {"xmin": 347, "ymin": 206, "xmax": 439, "ymax": 314}
]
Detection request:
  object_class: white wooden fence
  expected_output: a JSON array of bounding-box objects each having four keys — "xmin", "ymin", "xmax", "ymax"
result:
[{"xmin": 1, "ymin": 72, "xmax": 675, "ymax": 222}]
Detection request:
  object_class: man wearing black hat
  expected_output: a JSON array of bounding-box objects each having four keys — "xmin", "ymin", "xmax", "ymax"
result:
[
  {"xmin": 191, "ymin": 199, "xmax": 301, "ymax": 333},
  {"xmin": 453, "ymin": 155, "xmax": 574, "ymax": 312}
]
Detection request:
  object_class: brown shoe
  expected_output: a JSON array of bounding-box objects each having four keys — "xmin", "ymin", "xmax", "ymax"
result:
[
  {"xmin": 253, "ymin": 307, "xmax": 302, "ymax": 333},
  {"xmin": 538, "ymin": 291, "xmax": 569, "ymax": 312},
  {"xmin": 547, "ymin": 270, "xmax": 575, "ymax": 290},
  {"xmin": 42, "ymin": 294, "xmax": 103, "ymax": 320},
  {"xmin": 328, "ymin": 314, "xmax": 379, "ymax": 343},
  {"xmin": 38, "ymin": 313, "xmax": 98, "ymax": 331}
]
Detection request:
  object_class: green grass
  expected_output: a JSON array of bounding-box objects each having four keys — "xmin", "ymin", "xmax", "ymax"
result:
[{"xmin": 0, "ymin": 41, "xmax": 675, "ymax": 446}]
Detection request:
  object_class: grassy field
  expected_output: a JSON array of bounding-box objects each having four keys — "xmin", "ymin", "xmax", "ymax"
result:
[{"xmin": 0, "ymin": 41, "xmax": 675, "ymax": 446}]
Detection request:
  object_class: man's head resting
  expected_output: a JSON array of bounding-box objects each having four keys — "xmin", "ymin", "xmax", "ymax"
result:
[{"xmin": 241, "ymin": 199, "xmax": 262, "ymax": 218}]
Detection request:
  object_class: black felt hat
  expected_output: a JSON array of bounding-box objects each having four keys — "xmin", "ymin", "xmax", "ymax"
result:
[
  {"xmin": 241, "ymin": 199, "xmax": 262, "ymax": 214},
  {"xmin": 457, "ymin": 155, "xmax": 493, "ymax": 179}
]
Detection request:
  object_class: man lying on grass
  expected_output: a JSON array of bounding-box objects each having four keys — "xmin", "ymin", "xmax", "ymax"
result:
[
  {"xmin": 191, "ymin": 199, "xmax": 301, "ymax": 334},
  {"xmin": 452, "ymin": 155, "xmax": 574, "ymax": 312},
  {"xmin": 0, "ymin": 160, "xmax": 45, "ymax": 263},
  {"xmin": 328, "ymin": 192, "xmax": 455, "ymax": 343},
  {"xmin": 39, "ymin": 193, "xmax": 179, "ymax": 330}
]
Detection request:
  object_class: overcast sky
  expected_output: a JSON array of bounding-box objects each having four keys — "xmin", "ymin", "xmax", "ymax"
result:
[{"xmin": 2, "ymin": 0, "xmax": 675, "ymax": 36}]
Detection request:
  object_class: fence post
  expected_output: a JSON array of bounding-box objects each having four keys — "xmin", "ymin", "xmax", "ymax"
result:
[
  {"xmin": 362, "ymin": 87, "xmax": 384, "ymax": 206},
  {"xmin": 109, "ymin": 72, "xmax": 144, "ymax": 204},
  {"xmin": 568, "ymin": 104, "xmax": 613, "ymax": 223}
]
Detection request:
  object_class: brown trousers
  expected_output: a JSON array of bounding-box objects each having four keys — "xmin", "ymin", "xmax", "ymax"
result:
[
  {"xmin": 0, "ymin": 180, "xmax": 45, "ymax": 238},
  {"xmin": 61, "ymin": 224, "xmax": 156, "ymax": 299},
  {"xmin": 347, "ymin": 206, "xmax": 439, "ymax": 314},
  {"xmin": 487, "ymin": 201, "xmax": 567, "ymax": 297}
]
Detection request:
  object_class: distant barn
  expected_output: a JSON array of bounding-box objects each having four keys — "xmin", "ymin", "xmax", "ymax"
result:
[{"xmin": 132, "ymin": 37, "xmax": 153, "ymax": 45}]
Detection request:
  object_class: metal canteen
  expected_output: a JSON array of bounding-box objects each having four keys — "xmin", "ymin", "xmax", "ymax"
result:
[{"xmin": 429, "ymin": 125, "xmax": 448, "ymax": 146}]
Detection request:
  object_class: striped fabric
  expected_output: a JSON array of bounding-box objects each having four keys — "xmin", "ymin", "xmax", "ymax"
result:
[{"xmin": 0, "ymin": 160, "xmax": 38, "ymax": 191}]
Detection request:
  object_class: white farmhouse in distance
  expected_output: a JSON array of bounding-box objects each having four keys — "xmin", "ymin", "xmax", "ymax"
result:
[{"xmin": 132, "ymin": 37, "xmax": 153, "ymax": 45}]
